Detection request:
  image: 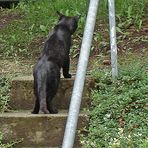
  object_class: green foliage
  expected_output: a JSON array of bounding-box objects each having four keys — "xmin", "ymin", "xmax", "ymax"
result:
[
  {"xmin": 99, "ymin": 0, "xmax": 147, "ymax": 29},
  {"xmin": 115, "ymin": 0, "xmax": 147, "ymax": 29},
  {"xmin": 0, "ymin": 0, "xmax": 88, "ymax": 57},
  {"xmin": 81, "ymin": 62, "xmax": 148, "ymax": 147},
  {"xmin": 0, "ymin": 0, "xmax": 147, "ymax": 57},
  {"xmin": 0, "ymin": 75, "xmax": 10, "ymax": 113},
  {"xmin": 0, "ymin": 132, "xmax": 23, "ymax": 148}
]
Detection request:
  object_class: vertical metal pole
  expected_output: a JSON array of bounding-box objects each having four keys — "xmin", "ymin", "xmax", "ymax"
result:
[
  {"xmin": 108, "ymin": 0, "xmax": 118, "ymax": 79},
  {"xmin": 62, "ymin": 0, "xmax": 100, "ymax": 148}
]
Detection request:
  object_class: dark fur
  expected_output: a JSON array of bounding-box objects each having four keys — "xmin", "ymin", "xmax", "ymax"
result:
[{"xmin": 32, "ymin": 12, "xmax": 79, "ymax": 114}]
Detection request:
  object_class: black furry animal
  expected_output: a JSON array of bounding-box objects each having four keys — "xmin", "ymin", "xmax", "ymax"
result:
[{"xmin": 32, "ymin": 11, "xmax": 79, "ymax": 114}]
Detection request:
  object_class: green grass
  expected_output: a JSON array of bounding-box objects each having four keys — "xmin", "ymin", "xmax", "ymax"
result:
[
  {"xmin": 0, "ymin": 75, "xmax": 10, "ymax": 113},
  {"xmin": 0, "ymin": 0, "xmax": 89, "ymax": 57},
  {"xmin": 81, "ymin": 60, "xmax": 148, "ymax": 147},
  {"xmin": 115, "ymin": 0, "xmax": 147, "ymax": 28},
  {"xmin": 0, "ymin": 0, "xmax": 147, "ymax": 57}
]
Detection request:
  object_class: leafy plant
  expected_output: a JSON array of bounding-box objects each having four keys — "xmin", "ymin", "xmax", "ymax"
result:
[
  {"xmin": 81, "ymin": 61, "xmax": 148, "ymax": 147},
  {"xmin": 0, "ymin": 75, "xmax": 10, "ymax": 112},
  {"xmin": 0, "ymin": 0, "xmax": 88, "ymax": 57},
  {"xmin": 115, "ymin": 0, "xmax": 147, "ymax": 28},
  {"xmin": 0, "ymin": 132, "xmax": 23, "ymax": 148}
]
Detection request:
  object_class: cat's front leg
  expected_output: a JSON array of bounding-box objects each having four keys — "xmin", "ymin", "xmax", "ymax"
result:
[{"xmin": 63, "ymin": 56, "xmax": 72, "ymax": 78}]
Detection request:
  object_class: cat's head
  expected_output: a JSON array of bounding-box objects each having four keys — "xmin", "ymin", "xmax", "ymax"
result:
[{"xmin": 57, "ymin": 11, "xmax": 80, "ymax": 34}]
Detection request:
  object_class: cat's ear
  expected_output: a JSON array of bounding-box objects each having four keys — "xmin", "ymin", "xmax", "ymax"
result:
[
  {"xmin": 74, "ymin": 15, "xmax": 80, "ymax": 22},
  {"xmin": 57, "ymin": 11, "xmax": 64, "ymax": 18}
]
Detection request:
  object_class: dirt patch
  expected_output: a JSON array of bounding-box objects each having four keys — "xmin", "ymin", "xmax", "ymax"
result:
[
  {"xmin": 0, "ymin": 10, "xmax": 23, "ymax": 28},
  {"xmin": 28, "ymin": 36, "xmax": 45, "ymax": 58},
  {"xmin": 89, "ymin": 18, "xmax": 148, "ymax": 56},
  {"xmin": 117, "ymin": 19, "xmax": 148, "ymax": 53},
  {"xmin": 0, "ymin": 59, "xmax": 35, "ymax": 76}
]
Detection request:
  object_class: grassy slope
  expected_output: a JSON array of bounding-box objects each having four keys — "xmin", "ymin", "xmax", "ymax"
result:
[
  {"xmin": 81, "ymin": 58, "xmax": 148, "ymax": 147},
  {"xmin": 0, "ymin": 0, "xmax": 89, "ymax": 57},
  {"xmin": 0, "ymin": 0, "xmax": 147, "ymax": 57}
]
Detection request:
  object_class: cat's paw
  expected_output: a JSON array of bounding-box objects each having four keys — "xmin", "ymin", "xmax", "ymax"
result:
[
  {"xmin": 64, "ymin": 73, "xmax": 72, "ymax": 78},
  {"xmin": 40, "ymin": 108, "xmax": 50, "ymax": 114},
  {"xmin": 49, "ymin": 107, "xmax": 58, "ymax": 114},
  {"xmin": 32, "ymin": 110, "xmax": 39, "ymax": 114}
]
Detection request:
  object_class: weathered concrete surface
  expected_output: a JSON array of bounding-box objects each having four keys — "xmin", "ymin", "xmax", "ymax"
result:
[
  {"xmin": 0, "ymin": 110, "xmax": 89, "ymax": 147},
  {"xmin": 10, "ymin": 76, "xmax": 94, "ymax": 110}
]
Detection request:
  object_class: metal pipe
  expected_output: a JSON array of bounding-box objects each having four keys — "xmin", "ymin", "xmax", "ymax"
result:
[
  {"xmin": 62, "ymin": 0, "xmax": 100, "ymax": 147},
  {"xmin": 108, "ymin": 0, "xmax": 118, "ymax": 79}
]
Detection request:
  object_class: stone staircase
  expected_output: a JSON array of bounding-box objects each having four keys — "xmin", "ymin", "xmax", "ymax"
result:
[{"xmin": 0, "ymin": 76, "xmax": 94, "ymax": 147}]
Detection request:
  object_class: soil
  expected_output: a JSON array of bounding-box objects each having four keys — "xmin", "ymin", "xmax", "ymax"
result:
[
  {"xmin": 0, "ymin": 9, "xmax": 22, "ymax": 28},
  {"xmin": 0, "ymin": 10, "xmax": 147, "ymax": 77},
  {"xmin": 117, "ymin": 19, "xmax": 148, "ymax": 53}
]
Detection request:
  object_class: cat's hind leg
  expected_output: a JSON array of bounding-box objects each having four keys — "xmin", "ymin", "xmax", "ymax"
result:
[
  {"xmin": 46, "ymin": 93, "xmax": 58, "ymax": 114},
  {"xmin": 39, "ymin": 91, "xmax": 49, "ymax": 114},
  {"xmin": 46, "ymin": 78, "xmax": 59, "ymax": 114},
  {"xmin": 38, "ymin": 80, "xmax": 49, "ymax": 114}
]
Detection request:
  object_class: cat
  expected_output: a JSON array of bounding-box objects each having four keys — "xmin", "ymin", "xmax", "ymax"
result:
[{"xmin": 32, "ymin": 11, "xmax": 79, "ymax": 114}]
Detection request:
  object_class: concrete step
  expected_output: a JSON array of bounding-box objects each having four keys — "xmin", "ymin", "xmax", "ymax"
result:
[
  {"xmin": 0, "ymin": 110, "xmax": 88, "ymax": 147},
  {"xmin": 10, "ymin": 76, "xmax": 94, "ymax": 110}
]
